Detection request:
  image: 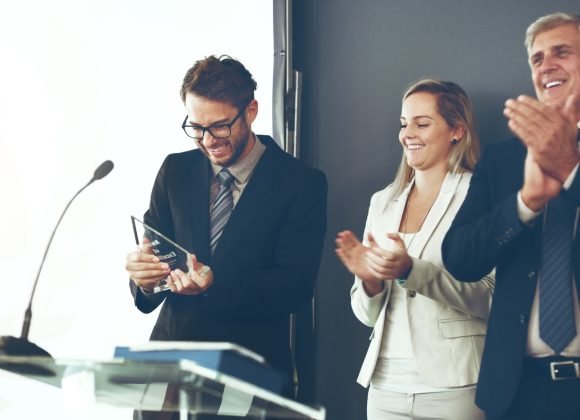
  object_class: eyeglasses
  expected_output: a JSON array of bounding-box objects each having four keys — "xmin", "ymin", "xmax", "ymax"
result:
[{"xmin": 181, "ymin": 107, "xmax": 245, "ymax": 140}]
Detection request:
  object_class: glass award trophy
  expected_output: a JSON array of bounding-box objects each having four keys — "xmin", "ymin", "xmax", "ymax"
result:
[{"xmin": 131, "ymin": 216, "xmax": 194, "ymax": 293}]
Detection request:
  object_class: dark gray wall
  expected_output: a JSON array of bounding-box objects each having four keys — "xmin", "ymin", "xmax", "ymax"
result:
[{"xmin": 294, "ymin": 1, "xmax": 579, "ymax": 419}]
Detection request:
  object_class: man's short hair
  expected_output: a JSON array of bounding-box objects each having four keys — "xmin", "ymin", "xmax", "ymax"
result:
[
  {"xmin": 180, "ymin": 55, "xmax": 257, "ymax": 110},
  {"xmin": 525, "ymin": 12, "xmax": 580, "ymax": 53}
]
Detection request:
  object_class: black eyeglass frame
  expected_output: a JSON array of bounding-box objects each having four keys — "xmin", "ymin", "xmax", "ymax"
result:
[{"xmin": 181, "ymin": 106, "xmax": 246, "ymax": 140}]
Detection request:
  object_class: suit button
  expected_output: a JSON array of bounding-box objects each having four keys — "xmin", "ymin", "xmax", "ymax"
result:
[
  {"xmin": 520, "ymin": 314, "xmax": 527, "ymax": 325},
  {"xmin": 408, "ymin": 290, "xmax": 416, "ymax": 298},
  {"xmin": 528, "ymin": 271, "xmax": 536, "ymax": 279}
]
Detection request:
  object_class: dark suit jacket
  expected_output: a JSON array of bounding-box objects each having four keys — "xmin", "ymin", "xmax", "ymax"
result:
[
  {"xmin": 129, "ymin": 135, "xmax": 327, "ymax": 385},
  {"xmin": 442, "ymin": 138, "xmax": 580, "ymax": 418}
]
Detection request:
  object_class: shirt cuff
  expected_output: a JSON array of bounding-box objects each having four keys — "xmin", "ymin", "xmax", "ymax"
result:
[
  {"xmin": 562, "ymin": 163, "xmax": 578, "ymax": 190},
  {"xmin": 517, "ymin": 191, "xmax": 543, "ymax": 225},
  {"xmin": 140, "ymin": 286, "xmax": 155, "ymax": 295}
]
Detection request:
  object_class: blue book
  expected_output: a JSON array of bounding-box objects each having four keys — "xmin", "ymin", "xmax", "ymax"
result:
[{"xmin": 113, "ymin": 342, "xmax": 286, "ymax": 394}]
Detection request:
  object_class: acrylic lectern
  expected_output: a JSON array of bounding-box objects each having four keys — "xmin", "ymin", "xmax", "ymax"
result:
[{"xmin": 0, "ymin": 355, "xmax": 325, "ymax": 419}]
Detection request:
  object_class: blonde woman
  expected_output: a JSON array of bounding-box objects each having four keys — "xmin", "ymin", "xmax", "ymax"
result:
[{"xmin": 336, "ymin": 80, "xmax": 494, "ymax": 420}]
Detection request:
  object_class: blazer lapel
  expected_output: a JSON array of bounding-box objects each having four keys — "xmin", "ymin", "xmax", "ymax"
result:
[
  {"xmin": 211, "ymin": 139, "xmax": 283, "ymax": 264},
  {"xmin": 407, "ymin": 172, "xmax": 463, "ymax": 257},
  {"xmin": 179, "ymin": 154, "xmax": 212, "ymax": 263},
  {"xmin": 369, "ymin": 182, "xmax": 412, "ymax": 253},
  {"xmin": 386, "ymin": 182, "xmax": 413, "ymax": 234}
]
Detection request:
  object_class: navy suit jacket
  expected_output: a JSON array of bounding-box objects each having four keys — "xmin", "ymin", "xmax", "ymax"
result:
[
  {"xmin": 442, "ymin": 138, "xmax": 580, "ymax": 417},
  {"xmin": 130, "ymin": 135, "xmax": 327, "ymax": 383}
]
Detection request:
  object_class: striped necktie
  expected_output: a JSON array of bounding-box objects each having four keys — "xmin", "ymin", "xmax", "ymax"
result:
[
  {"xmin": 539, "ymin": 196, "xmax": 577, "ymax": 354},
  {"xmin": 210, "ymin": 169, "xmax": 235, "ymax": 253}
]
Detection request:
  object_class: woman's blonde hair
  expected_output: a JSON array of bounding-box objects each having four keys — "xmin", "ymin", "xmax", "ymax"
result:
[{"xmin": 391, "ymin": 79, "xmax": 479, "ymax": 197}]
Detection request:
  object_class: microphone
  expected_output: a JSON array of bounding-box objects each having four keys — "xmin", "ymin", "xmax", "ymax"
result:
[
  {"xmin": 0, "ymin": 160, "xmax": 114, "ymax": 360},
  {"xmin": 90, "ymin": 159, "xmax": 115, "ymax": 183}
]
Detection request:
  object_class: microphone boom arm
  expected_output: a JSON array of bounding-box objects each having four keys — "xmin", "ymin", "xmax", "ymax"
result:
[
  {"xmin": 0, "ymin": 160, "xmax": 114, "ymax": 357},
  {"xmin": 21, "ymin": 180, "xmax": 93, "ymax": 340}
]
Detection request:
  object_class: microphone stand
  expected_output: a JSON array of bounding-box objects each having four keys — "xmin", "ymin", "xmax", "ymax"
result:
[{"xmin": 0, "ymin": 161, "xmax": 114, "ymax": 361}]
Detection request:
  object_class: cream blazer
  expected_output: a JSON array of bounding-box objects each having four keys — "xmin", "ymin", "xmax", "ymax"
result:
[{"xmin": 351, "ymin": 172, "xmax": 495, "ymax": 388}]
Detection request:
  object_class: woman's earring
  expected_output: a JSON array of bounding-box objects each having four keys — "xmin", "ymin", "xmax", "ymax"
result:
[{"xmin": 451, "ymin": 138, "xmax": 458, "ymax": 145}]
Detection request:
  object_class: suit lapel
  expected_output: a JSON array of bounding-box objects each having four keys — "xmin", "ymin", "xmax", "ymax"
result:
[
  {"xmin": 180, "ymin": 153, "xmax": 212, "ymax": 262},
  {"xmin": 408, "ymin": 172, "xmax": 463, "ymax": 257},
  {"xmin": 211, "ymin": 138, "xmax": 284, "ymax": 264},
  {"xmin": 378, "ymin": 186, "xmax": 413, "ymax": 297},
  {"xmin": 385, "ymin": 182, "xmax": 413, "ymax": 235},
  {"xmin": 576, "ymin": 209, "xmax": 580, "ymax": 298}
]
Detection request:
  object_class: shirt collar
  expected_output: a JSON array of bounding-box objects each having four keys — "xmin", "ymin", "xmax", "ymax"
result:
[{"xmin": 210, "ymin": 133, "xmax": 265, "ymax": 183}]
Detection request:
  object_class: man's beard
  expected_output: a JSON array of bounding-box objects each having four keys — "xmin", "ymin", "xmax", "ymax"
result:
[
  {"xmin": 226, "ymin": 128, "xmax": 251, "ymax": 166},
  {"xmin": 199, "ymin": 124, "xmax": 252, "ymax": 167}
]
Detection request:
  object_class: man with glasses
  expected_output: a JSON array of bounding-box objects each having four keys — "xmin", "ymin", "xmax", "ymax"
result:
[
  {"xmin": 442, "ymin": 12, "xmax": 580, "ymax": 420},
  {"xmin": 125, "ymin": 56, "xmax": 327, "ymax": 405}
]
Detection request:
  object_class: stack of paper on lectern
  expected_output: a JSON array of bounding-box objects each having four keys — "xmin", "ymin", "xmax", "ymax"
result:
[{"xmin": 113, "ymin": 342, "xmax": 285, "ymax": 394}]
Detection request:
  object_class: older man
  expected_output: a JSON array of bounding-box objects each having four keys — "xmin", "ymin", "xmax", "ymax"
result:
[{"xmin": 442, "ymin": 12, "xmax": 580, "ymax": 420}]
